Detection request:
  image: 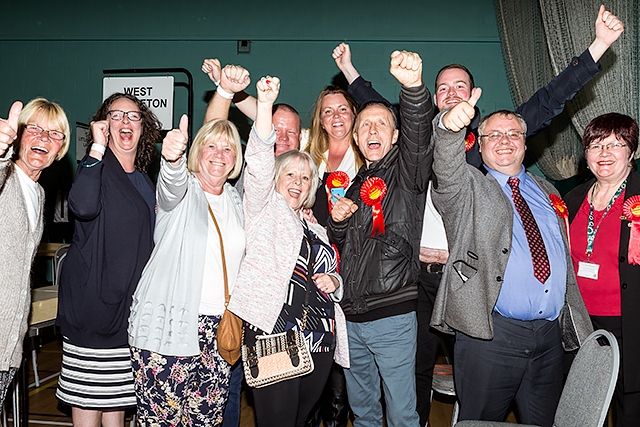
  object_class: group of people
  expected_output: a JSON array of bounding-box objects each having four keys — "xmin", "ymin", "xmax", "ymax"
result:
[{"xmin": 0, "ymin": 4, "xmax": 637, "ymax": 427}]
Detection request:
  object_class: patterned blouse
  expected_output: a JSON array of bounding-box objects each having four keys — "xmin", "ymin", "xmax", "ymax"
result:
[{"xmin": 248, "ymin": 221, "xmax": 338, "ymax": 353}]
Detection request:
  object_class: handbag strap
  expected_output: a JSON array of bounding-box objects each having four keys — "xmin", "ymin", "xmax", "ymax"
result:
[
  {"xmin": 208, "ymin": 205, "xmax": 230, "ymax": 306},
  {"xmin": 301, "ymin": 221, "xmax": 316, "ymax": 330}
]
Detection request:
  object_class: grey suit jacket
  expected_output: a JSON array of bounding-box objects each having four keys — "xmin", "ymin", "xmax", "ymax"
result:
[{"xmin": 429, "ymin": 112, "xmax": 592, "ymax": 351}]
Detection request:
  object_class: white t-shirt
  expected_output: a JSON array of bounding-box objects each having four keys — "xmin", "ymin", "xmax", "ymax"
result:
[
  {"xmin": 199, "ymin": 190, "xmax": 245, "ymax": 316},
  {"xmin": 15, "ymin": 165, "xmax": 41, "ymax": 231},
  {"xmin": 420, "ymin": 182, "xmax": 449, "ymax": 250}
]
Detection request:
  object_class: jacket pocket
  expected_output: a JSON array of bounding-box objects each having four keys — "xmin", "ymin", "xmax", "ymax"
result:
[{"xmin": 451, "ymin": 250, "xmax": 478, "ymax": 291}]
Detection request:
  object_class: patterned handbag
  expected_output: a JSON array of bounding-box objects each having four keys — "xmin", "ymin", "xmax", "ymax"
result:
[{"xmin": 241, "ymin": 224, "xmax": 316, "ymax": 388}]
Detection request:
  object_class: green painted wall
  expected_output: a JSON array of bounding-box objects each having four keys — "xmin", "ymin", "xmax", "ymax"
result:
[{"xmin": 1, "ymin": 0, "xmax": 514, "ymax": 151}]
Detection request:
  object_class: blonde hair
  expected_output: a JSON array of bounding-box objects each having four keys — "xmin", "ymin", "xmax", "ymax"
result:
[
  {"xmin": 305, "ymin": 86, "xmax": 363, "ymax": 170},
  {"xmin": 17, "ymin": 98, "xmax": 70, "ymax": 160},
  {"xmin": 187, "ymin": 119, "xmax": 243, "ymax": 179}
]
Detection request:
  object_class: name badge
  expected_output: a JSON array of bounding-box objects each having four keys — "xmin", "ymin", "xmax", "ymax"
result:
[{"xmin": 577, "ymin": 261, "xmax": 599, "ymax": 280}]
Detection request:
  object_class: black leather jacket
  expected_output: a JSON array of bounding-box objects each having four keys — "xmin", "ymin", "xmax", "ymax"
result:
[{"xmin": 328, "ymin": 84, "xmax": 433, "ymax": 319}]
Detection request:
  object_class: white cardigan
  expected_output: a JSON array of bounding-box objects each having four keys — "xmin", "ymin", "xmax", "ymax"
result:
[
  {"xmin": 229, "ymin": 127, "xmax": 349, "ymax": 368},
  {"xmin": 128, "ymin": 158, "xmax": 243, "ymax": 356}
]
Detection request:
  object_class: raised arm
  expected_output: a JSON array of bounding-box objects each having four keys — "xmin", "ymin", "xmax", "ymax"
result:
[
  {"xmin": 336, "ymin": 43, "xmax": 398, "ymax": 119},
  {"xmin": 0, "ymin": 101, "xmax": 21, "ymax": 182},
  {"xmin": 333, "ymin": 42, "xmax": 361, "ymax": 85},
  {"xmin": 433, "ymin": 89, "xmax": 482, "ymax": 207},
  {"xmin": 242, "ymin": 77, "xmax": 280, "ymax": 218},
  {"xmin": 157, "ymin": 114, "xmax": 189, "ymax": 211},
  {"xmin": 391, "ymin": 50, "xmax": 434, "ymax": 193},
  {"xmin": 516, "ymin": 5, "xmax": 623, "ymax": 137},
  {"xmin": 68, "ymin": 119, "xmax": 111, "ymax": 219},
  {"xmin": 588, "ymin": 5, "xmax": 624, "ymax": 63},
  {"xmin": 202, "ymin": 61, "xmax": 251, "ymax": 123}
]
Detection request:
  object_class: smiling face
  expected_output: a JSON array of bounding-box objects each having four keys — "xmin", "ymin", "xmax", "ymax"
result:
[
  {"xmin": 479, "ymin": 113, "xmax": 526, "ymax": 176},
  {"xmin": 321, "ymin": 93, "xmax": 355, "ymax": 142},
  {"xmin": 275, "ymin": 157, "xmax": 313, "ymax": 212},
  {"xmin": 354, "ymin": 104, "xmax": 399, "ymax": 166},
  {"xmin": 107, "ymin": 97, "xmax": 143, "ymax": 157},
  {"xmin": 585, "ymin": 133, "xmax": 633, "ymax": 184},
  {"xmin": 197, "ymin": 132, "xmax": 237, "ymax": 187},
  {"xmin": 273, "ymin": 109, "xmax": 301, "ymax": 156},
  {"xmin": 15, "ymin": 111, "xmax": 65, "ymax": 181},
  {"xmin": 434, "ymin": 67, "xmax": 473, "ymax": 110}
]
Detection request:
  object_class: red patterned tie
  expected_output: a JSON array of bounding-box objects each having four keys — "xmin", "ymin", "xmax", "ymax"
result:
[{"xmin": 507, "ymin": 177, "xmax": 550, "ymax": 284}]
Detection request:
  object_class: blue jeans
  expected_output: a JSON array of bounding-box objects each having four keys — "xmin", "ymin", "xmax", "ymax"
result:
[
  {"xmin": 344, "ymin": 312, "xmax": 420, "ymax": 427},
  {"xmin": 221, "ymin": 361, "xmax": 243, "ymax": 427}
]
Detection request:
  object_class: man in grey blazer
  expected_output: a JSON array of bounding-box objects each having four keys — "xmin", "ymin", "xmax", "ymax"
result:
[{"xmin": 430, "ymin": 91, "xmax": 592, "ymax": 427}]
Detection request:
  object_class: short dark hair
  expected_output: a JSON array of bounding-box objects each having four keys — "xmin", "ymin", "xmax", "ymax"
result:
[
  {"xmin": 273, "ymin": 103, "xmax": 301, "ymax": 131},
  {"xmin": 434, "ymin": 64, "xmax": 475, "ymax": 91},
  {"xmin": 582, "ymin": 112, "xmax": 639, "ymax": 154}
]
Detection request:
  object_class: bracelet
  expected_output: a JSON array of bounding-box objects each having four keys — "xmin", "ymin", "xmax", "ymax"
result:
[
  {"xmin": 90, "ymin": 143, "xmax": 106, "ymax": 155},
  {"xmin": 81, "ymin": 158, "xmax": 102, "ymax": 168},
  {"xmin": 216, "ymin": 85, "xmax": 234, "ymax": 100}
]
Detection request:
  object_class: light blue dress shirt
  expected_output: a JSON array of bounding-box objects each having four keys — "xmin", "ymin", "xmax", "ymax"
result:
[{"xmin": 487, "ymin": 166, "xmax": 567, "ymax": 321}]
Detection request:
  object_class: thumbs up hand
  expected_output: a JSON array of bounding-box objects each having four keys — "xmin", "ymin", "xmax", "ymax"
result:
[
  {"xmin": 162, "ymin": 114, "xmax": 189, "ymax": 164},
  {"xmin": 0, "ymin": 101, "xmax": 23, "ymax": 157},
  {"xmin": 441, "ymin": 87, "xmax": 482, "ymax": 132}
]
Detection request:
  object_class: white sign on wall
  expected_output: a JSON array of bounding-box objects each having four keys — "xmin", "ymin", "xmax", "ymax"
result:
[{"xmin": 103, "ymin": 76, "xmax": 174, "ymax": 130}]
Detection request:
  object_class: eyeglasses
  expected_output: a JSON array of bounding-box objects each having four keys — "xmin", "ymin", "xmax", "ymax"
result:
[
  {"xmin": 25, "ymin": 124, "xmax": 65, "ymax": 141},
  {"xmin": 586, "ymin": 142, "xmax": 627, "ymax": 152},
  {"xmin": 108, "ymin": 110, "xmax": 142, "ymax": 121},
  {"xmin": 479, "ymin": 130, "xmax": 525, "ymax": 143}
]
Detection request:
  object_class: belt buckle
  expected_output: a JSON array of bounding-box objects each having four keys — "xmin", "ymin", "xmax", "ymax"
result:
[{"xmin": 425, "ymin": 262, "xmax": 443, "ymax": 274}]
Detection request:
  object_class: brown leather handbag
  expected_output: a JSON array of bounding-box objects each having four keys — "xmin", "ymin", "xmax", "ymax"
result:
[{"xmin": 209, "ymin": 205, "xmax": 243, "ymax": 365}]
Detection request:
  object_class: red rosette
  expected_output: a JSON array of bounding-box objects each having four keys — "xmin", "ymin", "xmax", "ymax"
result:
[
  {"xmin": 550, "ymin": 193, "xmax": 570, "ymax": 252},
  {"xmin": 360, "ymin": 177, "xmax": 387, "ymax": 237},
  {"xmin": 327, "ymin": 171, "xmax": 350, "ymax": 190},
  {"xmin": 464, "ymin": 132, "xmax": 476, "ymax": 152},
  {"xmin": 332, "ymin": 243, "xmax": 341, "ymax": 274},
  {"xmin": 623, "ymin": 196, "xmax": 640, "ymax": 221},
  {"xmin": 326, "ymin": 171, "xmax": 350, "ymax": 214},
  {"xmin": 623, "ymin": 196, "xmax": 640, "ymax": 265},
  {"xmin": 549, "ymin": 194, "xmax": 568, "ymax": 219}
]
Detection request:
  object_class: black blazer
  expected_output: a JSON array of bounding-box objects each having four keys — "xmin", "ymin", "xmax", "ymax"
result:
[{"xmin": 565, "ymin": 170, "xmax": 640, "ymax": 392}]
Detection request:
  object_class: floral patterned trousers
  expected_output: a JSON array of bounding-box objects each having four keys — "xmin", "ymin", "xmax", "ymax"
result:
[{"xmin": 131, "ymin": 315, "xmax": 231, "ymax": 426}]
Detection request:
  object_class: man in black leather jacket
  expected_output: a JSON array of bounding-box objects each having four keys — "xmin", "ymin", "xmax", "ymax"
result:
[{"xmin": 327, "ymin": 50, "xmax": 433, "ymax": 427}]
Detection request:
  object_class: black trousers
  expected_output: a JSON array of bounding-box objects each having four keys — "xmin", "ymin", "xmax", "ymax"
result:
[
  {"xmin": 455, "ymin": 313, "xmax": 563, "ymax": 427},
  {"xmin": 253, "ymin": 352, "xmax": 334, "ymax": 427},
  {"xmin": 416, "ymin": 266, "xmax": 446, "ymax": 426}
]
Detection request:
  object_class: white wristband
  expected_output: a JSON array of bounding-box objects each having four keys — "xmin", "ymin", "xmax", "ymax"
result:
[
  {"xmin": 216, "ymin": 85, "xmax": 235, "ymax": 100},
  {"xmin": 91, "ymin": 143, "xmax": 106, "ymax": 155}
]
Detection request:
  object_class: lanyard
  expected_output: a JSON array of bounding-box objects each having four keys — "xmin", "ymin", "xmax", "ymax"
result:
[{"xmin": 586, "ymin": 180, "xmax": 626, "ymax": 257}]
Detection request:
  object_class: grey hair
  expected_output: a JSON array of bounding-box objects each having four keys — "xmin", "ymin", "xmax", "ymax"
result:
[
  {"xmin": 274, "ymin": 149, "xmax": 319, "ymax": 209},
  {"xmin": 478, "ymin": 110, "xmax": 527, "ymax": 137}
]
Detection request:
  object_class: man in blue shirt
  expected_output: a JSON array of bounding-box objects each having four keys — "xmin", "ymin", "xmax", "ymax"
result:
[{"xmin": 430, "ymin": 93, "xmax": 593, "ymax": 427}]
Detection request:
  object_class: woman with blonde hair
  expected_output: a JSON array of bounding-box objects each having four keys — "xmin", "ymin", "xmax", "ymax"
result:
[
  {"xmin": 305, "ymin": 86, "xmax": 362, "ymax": 226},
  {"xmin": 129, "ymin": 116, "xmax": 244, "ymax": 426},
  {"xmin": 0, "ymin": 98, "xmax": 70, "ymax": 409}
]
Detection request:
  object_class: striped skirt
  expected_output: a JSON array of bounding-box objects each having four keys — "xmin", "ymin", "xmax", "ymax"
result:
[{"xmin": 55, "ymin": 338, "xmax": 136, "ymax": 409}]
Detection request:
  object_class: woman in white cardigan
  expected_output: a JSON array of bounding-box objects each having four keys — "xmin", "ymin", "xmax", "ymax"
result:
[
  {"xmin": 128, "ymin": 115, "xmax": 244, "ymax": 426},
  {"xmin": 228, "ymin": 76, "xmax": 348, "ymax": 427}
]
